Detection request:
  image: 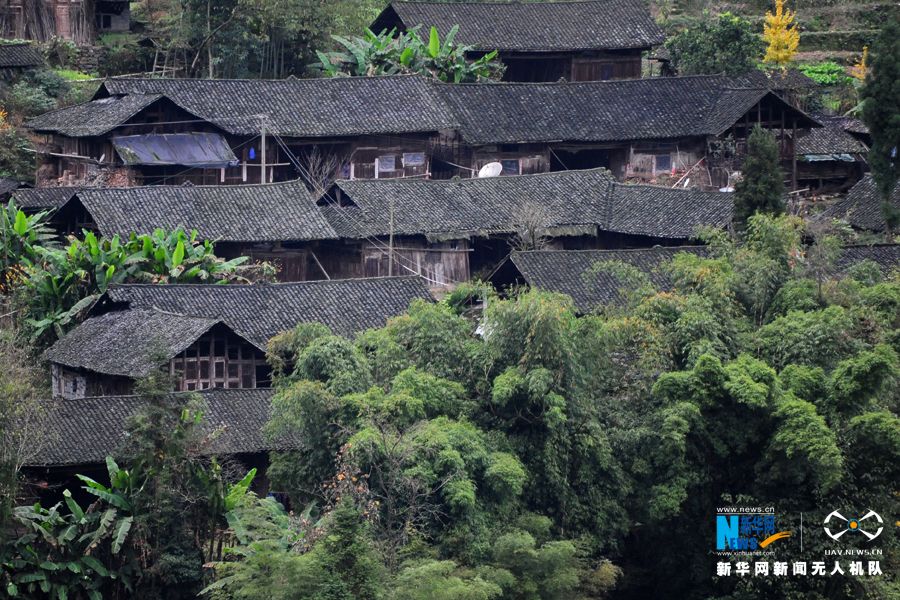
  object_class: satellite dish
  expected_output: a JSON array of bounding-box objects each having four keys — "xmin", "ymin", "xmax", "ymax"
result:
[{"xmin": 478, "ymin": 162, "xmax": 503, "ymax": 178}]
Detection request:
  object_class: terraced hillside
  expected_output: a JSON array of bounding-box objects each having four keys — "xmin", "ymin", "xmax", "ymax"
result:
[{"xmin": 655, "ymin": 0, "xmax": 894, "ymax": 68}]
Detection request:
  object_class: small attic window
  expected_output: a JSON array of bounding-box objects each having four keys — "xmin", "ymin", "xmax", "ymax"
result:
[
  {"xmin": 501, "ymin": 159, "xmax": 520, "ymax": 175},
  {"xmin": 655, "ymin": 155, "xmax": 671, "ymax": 171}
]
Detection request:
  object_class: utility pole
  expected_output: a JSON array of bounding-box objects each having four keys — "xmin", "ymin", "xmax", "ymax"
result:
[
  {"xmin": 260, "ymin": 117, "xmax": 267, "ymax": 184},
  {"xmin": 388, "ymin": 194, "xmax": 394, "ymax": 276}
]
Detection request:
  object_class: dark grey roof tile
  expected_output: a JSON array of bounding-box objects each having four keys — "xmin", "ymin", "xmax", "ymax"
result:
[
  {"xmin": 510, "ymin": 247, "xmax": 709, "ymax": 311},
  {"xmin": 797, "ymin": 122, "xmax": 867, "ymax": 156},
  {"xmin": 76, "ymin": 179, "xmax": 337, "ymax": 242},
  {"xmin": 511, "ymin": 244, "xmax": 900, "ymax": 312},
  {"xmin": 433, "ymin": 76, "xmax": 810, "ymax": 145},
  {"xmin": 11, "ymin": 187, "xmax": 82, "ymax": 209},
  {"xmin": 377, "ymin": 0, "xmax": 666, "ymax": 51},
  {"xmin": 820, "ymin": 174, "xmax": 899, "ymax": 232},
  {"xmin": 43, "ymin": 309, "xmax": 220, "ymax": 377},
  {"xmin": 100, "ymin": 277, "xmax": 435, "ymax": 345},
  {"xmin": 99, "ymin": 75, "xmax": 458, "ymax": 137},
  {"xmin": 26, "ymin": 94, "xmax": 164, "ymax": 137},
  {"xmin": 325, "ymin": 169, "xmax": 732, "ymax": 240},
  {"xmin": 29, "ymin": 388, "xmax": 285, "ymax": 467},
  {"xmin": 0, "ymin": 43, "xmax": 43, "ymax": 68}
]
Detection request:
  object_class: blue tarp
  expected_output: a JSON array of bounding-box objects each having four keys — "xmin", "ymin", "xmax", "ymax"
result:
[
  {"xmin": 800, "ymin": 153, "xmax": 857, "ymax": 163},
  {"xmin": 111, "ymin": 133, "xmax": 239, "ymax": 168}
]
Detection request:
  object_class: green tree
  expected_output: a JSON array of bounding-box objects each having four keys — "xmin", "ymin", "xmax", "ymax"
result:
[
  {"xmin": 664, "ymin": 14, "xmax": 763, "ymax": 76},
  {"xmin": 860, "ymin": 20, "xmax": 900, "ymax": 239},
  {"xmin": 733, "ymin": 125, "xmax": 785, "ymax": 225}
]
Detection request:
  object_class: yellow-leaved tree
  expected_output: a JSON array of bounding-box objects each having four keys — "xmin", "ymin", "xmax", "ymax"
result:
[{"xmin": 763, "ymin": 0, "xmax": 800, "ymax": 66}]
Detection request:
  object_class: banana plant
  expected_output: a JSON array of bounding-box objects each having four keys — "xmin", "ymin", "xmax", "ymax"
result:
[
  {"xmin": 0, "ymin": 200, "xmax": 56, "ymax": 274},
  {"xmin": 196, "ymin": 461, "xmax": 257, "ymax": 561},
  {"xmin": 0, "ymin": 485, "xmax": 139, "ymax": 599},
  {"xmin": 125, "ymin": 228, "xmax": 250, "ymax": 283},
  {"xmin": 311, "ymin": 25, "xmax": 501, "ymax": 83}
]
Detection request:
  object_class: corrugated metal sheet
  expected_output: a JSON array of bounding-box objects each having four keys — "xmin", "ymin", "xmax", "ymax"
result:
[{"xmin": 111, "ymin": 133, "xmax": 239, "ymax": 168}]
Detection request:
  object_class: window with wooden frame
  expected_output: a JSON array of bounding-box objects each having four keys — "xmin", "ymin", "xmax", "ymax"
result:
[{"xmin": 170, "ymin": 327, "xmax": 264, "ymax": 391}]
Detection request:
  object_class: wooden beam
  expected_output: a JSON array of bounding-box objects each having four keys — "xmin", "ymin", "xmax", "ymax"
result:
[{"xmin": 791, "ymin": 117, "xmax": 798, "ymax": 191}]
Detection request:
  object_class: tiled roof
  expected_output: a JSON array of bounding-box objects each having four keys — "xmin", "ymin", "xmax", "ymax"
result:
[
  {"xmin": 0, "ymin": 177, "xmax": 29, "ymax": 196},
  {"xmin": 836, "ymin": 244, "xmax": 900, "ymax": 273},
  {"xmin": 97, "ymin": 75, "xmax": 458, "ymax": 137},
  {"xmin": 741, "ymin": 68, "xmax": 820, "ymax": 91},
  {"xmin": 508, "ymin": 244, "xmax": 900, "ymax": 312},
  {"xmin": 98, "ymin": 277, "xmax": 434, "ymax": 345},
  {"xmin": 820, "ymin": 175, "xmax": 899, "ymax": 232},
  {"xmin": 433, "ymin": 76, "xmax": 816, "ymax": 144},
  {"xmin": 29, "ymin": 388, "xmax": 282, "ymax": 467},
  {"xmin": 26, "ymin": 94, "xmax": 164, "ymax": 137},
  {"xmin": 323, "ymin": 169, "xmax": 733, "ymax": 241},
  {"xmin": 27, "ymin": 75, "xmax": 819, "ymax": 146},
  {"xmin": 45, "ymin": 277, "xmax": 434, "ymax": 377},
  {"xmin": 508, "ymin": 247, "xmax": 701, "ymax": 311},
  {"xmin": 509, "ymin": 247, "xmax": 709, "ymax": 311},
  {"xmin": 812, "ymin": 114, "xmax": 869, "ymax": 136},
  {"xmin": 0, "ymin": 43, "xmax": 43, "ymax": 68},
  {"xmin": 43, "ymin": 309, "xmax": 221, "ymax": 377},
  {"xmin": 607, "ymin": 184, "xmax": 732, "ymax": 238},
  {"xmin": 11, "ymin": 187, "xmax": 81, "ymax": 209},
  {"xmin": 325, "ymin": 168, "xmax": 614, "ymax": 240},
  {"xmin": 797, "ymin": 122, "xmax": 867, "ymax": 156},
  {"xmin": 75, "ymin": 180, "xmax": 337, "ymax": 242},
  {"xmin": 373, "ymin": 0, "xmax": 665, "ymax": 51}
]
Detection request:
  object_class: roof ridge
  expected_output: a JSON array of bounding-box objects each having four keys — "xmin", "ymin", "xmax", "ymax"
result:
[
  {"xmin": 47, "ymin": 388, "xmax": 275, "ymax": 402},
  {"xmin": 513, "ymin": 246, "xmax": 705, "ymax": 257},
  {"xmin": 78, "ymin": 178, "xmax": 308, "ymax": 193},
  {"xmin": 394, "ymin": 0, "xmax": 636, "ymax": 4},
  {"xmin": 432, "ymin": 73, "xmax": 733, "ymax": 88},
  {"xmin": 105, "ymin": 73, "xmax": 428, "ymax": 84},
  {"xmin": 338, "ymin": 167, "xmax": 614, "ymax": 185},
  {"xmin": 109, "ymin": 275, "xmax": 426, "ymax": 290}
]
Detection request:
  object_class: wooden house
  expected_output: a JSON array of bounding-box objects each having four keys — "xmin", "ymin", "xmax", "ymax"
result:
[
  {"xmin": 0, "ymin": 0, "xmax": 128, "ymax": 44},
  {"xmin": 25, "ymin": 75, "xmax": 457, "ymax": 187},
  {"xmin": 42, "ymin": 277, "xmax": 434, "ymax": 399},
  {"xmin": 819, "ymin": 174, "xmax": 900, "ymax": 234},
  {"xmin": 491, "ymin": 244, "xmax": 900, "ymax": 313},
  {"xmin": 0, "ymin": 42, "xmax": 42, "ymax": 80},
  {"xmin": 370, "ymin": 0, "xmax": 665, "ymax": 82},
  {"xmin": 13, "ymin": 180, "xmax": 340, "ymax": 282},
  {"xmin": 317, "ymin": 168, "xmax": 734, "ymax": 288},
  {"xmin": 24, "ymin": 74, "xmax": 819, "ymax": 191},
  {"xmin": 795, "ymin": 119, "xmax": 868, "ymax": 193},
  {"xmin": 12, "ymin": 169, "xmax": 733, "ymax": 289},
  {"xmin": 24, "ymin": 388, "xmax": 290, "ymax": 508},
  {"xmin": 0, "ymin": 176, "xmax": 31, "ymax": 202},
  {"xmin": 430, "ymin": 75, "xmax": 821, "ymax": 189}
]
